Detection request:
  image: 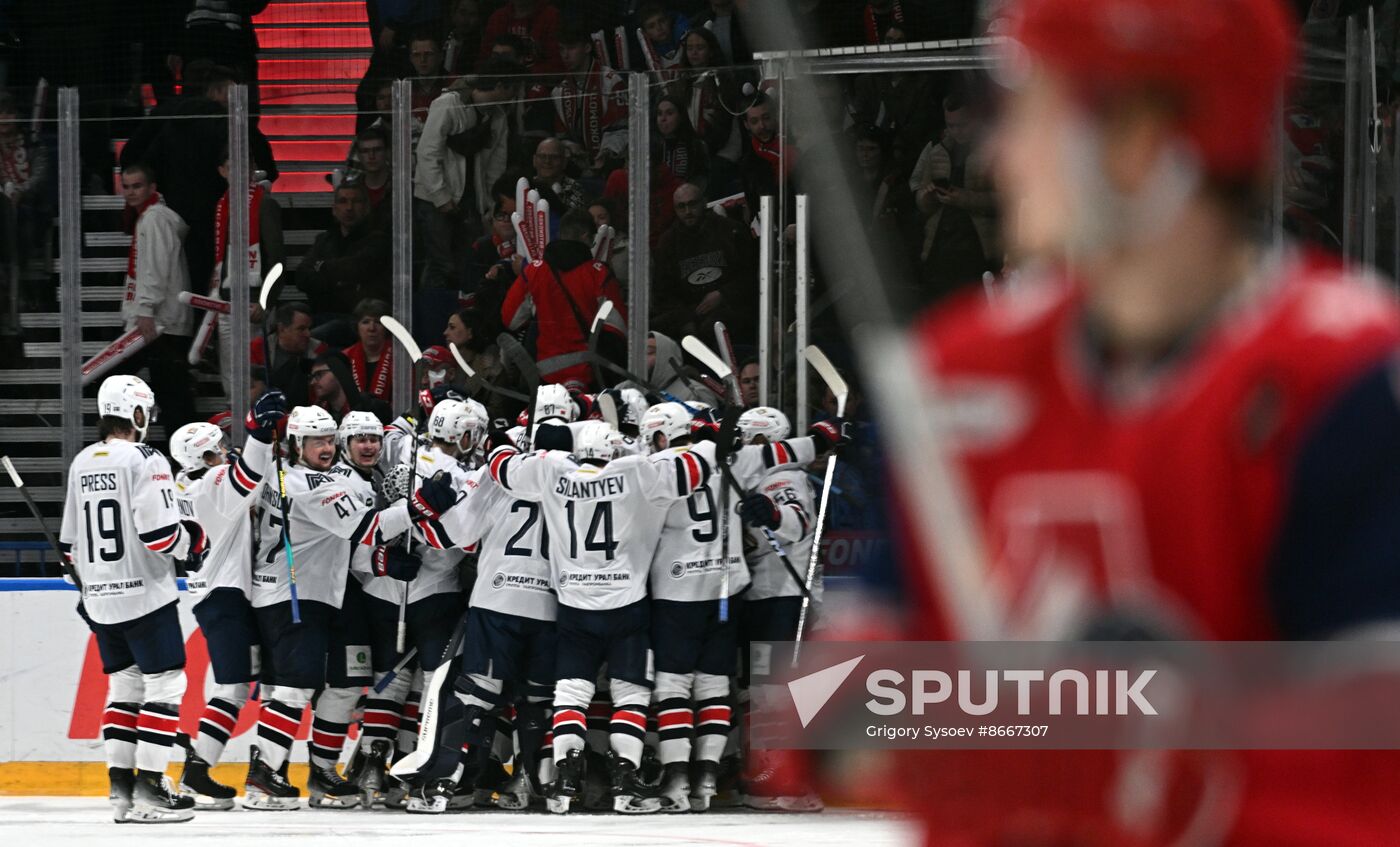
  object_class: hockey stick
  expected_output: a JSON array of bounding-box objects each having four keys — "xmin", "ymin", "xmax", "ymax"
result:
[
  {"xmin": 713, "ymin": 322, "xmax": 744, "ymax": 404},
  {"xmin": 449, "ymin": 341, "xmax": 530, "ymax": 403},
  {"xmin": 681, "ymin": 334, "xmax": 736, "ymax": 401},
  {"xmin": 597, "ymin": 390, "xmax": 620, "ymax": 429},
  {"xmin": 715, "ymin": 408, "xmax": 739, "ymax": 622},
  {"xmin": 2, "ymin": 455, "xmax": 76, "ymax": 587},
  {"xmin": 372, "ymin": 646, "xmax": 418, "ymax": 694},
  {"xmin": 257, "ymin": 263, "xmax": 301, "ymax": 624},
  {"xmin": 793, "ymin": 345, "xmax": 848, "ymax": 661},
  {"xmin": 588, "ymin": 300, "xmax": 615, "ymax": 389},
  {"xmin": 379, "ymin": 315, "xmax": 423, "ymax": 654},
  {"xmin": 684, "ymin": 336, "xmax": 813, "ymax": 599},
  {"xmin": 496, "ymin": 332, "xmax": 542, "ymax": 392},
  {"xmin": 670, "ymin": 356, "xmax": 728, "ymax": 404},
  {"xmin": 80, "ymin": 328, "xmax": 150, "ymax": 386}
]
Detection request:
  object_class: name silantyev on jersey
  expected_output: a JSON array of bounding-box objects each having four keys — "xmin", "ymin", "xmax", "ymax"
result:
[
  {"xmin": 179, "ymin": 437, "xmax": 271, "ymax": 601},
  {"xmin": 743, "ymin": 467, "xmax": 818, "ymax": 602},
  {"xmin": 488, "ymin": 449, "xmax": 708, "ymax": 611},
  {"xmin": 362, "ymin": 446, "xmax": 465, "ymax": 605},
  {"xmin": 251, "ymin": 463, "xmax": 412, "ymax": 610},
  {"xmin": 59, "ymin": 439, "xmax": 185, "ymax": 624}
]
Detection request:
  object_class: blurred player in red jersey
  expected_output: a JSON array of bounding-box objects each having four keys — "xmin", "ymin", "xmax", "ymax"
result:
[{"xmin": 891, "ymin": 0, "xmax": 1400, "ymax": 844}]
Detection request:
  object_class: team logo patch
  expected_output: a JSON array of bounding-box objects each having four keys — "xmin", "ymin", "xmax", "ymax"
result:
[
  {"xmin": 346, "ymin": 645, "xmax": 372, "ymax": 678},
  {"xmin": 492, "ymin": 573, "xmax": 506, "ymax": 589},
  {"xmin": 670, "ymin": 562, "xmax": 685, "ymax": 579}
]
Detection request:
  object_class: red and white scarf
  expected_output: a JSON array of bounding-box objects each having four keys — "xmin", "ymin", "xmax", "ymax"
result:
[
  {"xmin": 863, "ymin": 0, "xmax": 904, "ymax": 44},
  {"xmin": 346, "ymin": 341, "xmax": 394, "ymax": 402},
  {"xmin": 123, "ymin": 190, "xmax": 163, "ymax": 301},
  {"xmin": 750, "ymin": 134, "xmax": 796, "ymax": 179},
  {"xmin": 214, "ymin": 182, "xmax": 264, "ymax": 288}
]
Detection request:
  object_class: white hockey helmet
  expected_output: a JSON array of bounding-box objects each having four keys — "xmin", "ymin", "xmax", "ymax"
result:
[
  {"xmin": 97, "ymin": 374, "xmax": 157, "ymax": 440},
  {"xmin": 337, "ymin": 410, "xmax": 384, "ymax": 452},
  {"xmin": 619, "ymin": 387, "xmax": 648, "ymax": 430},
  {"xmin": 286, "ymin": 405, "xmax": 337, "ymax": 450},
  {"xmin": 572, "ymin": 420, "xmax": 623, "ymax": 463},
  {"xmin": 640, "ymin": 402, "xmax": 691, "ymax": 452},
  {"xmin": 737, "ymin": 406, "xmax": 790, "ymax": 444},
  {"xmin": 169, "ymin": 422, "xmax": 226, "ymax": 473},
  {"xmin": 428, "ymin": 399, "xmax": 474, "ymax": 444},
  {"xmin": 533, "ymin": 383, "xmax": 577, "ymax": 426},
  {"xmin": 462, "ymin": 398, "xmax": 489, "ymax": 440}
]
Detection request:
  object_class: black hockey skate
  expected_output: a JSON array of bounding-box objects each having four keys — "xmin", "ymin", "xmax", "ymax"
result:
[
  {"xmin": 109, "ymin": 766, "xmax": 135, "ymax": 823},
  {"xmin": 352, "ymin": 739, "xmax": 391, "ymax": 808},
  {"xmin": 657, "ymin": 761, "xmax": 691, "ymax": 813},
  {"xmin": 607, "ymin": 751, "xmax": 662, "ymax": 814},
  {"xmin": 546, "ymin": 748, "xmax": 585, "ymax": 814},
  {"xmin": 405, "ymin": 777, "xmax": 456, "ymax": 814},
  {"xmin": 308, "ymin": 763, "xmax": 362, "ymax": 809},
  {"xmin": 689, "ymin": 760, "xmax": 720, "ymax": 812},
  {"xmin": 178, "ymin": 747, "xmax": 236, "ymax": 810},
  {"xmin": 243, "ymin": 747, "xmax": 300, "ymax": 811},
  {"xmin": 128, "ymin": 769, "xmax": 196, "ymax": 823}
]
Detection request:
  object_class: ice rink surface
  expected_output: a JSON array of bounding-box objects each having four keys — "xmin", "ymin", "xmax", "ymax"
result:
[{"xmin": 0, "ymin": 798, "xmax": 915, "ymax": 846}]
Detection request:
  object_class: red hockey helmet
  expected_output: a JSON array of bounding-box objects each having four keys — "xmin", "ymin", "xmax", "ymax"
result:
[{"xmin": 1002, "ymin": 0, "xmax": 1296, "ymax": 178}]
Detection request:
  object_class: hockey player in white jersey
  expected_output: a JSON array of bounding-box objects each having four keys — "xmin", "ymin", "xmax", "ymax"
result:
[
  {"xmin": 167, "ymin": 390, "xmax": 287, "ymax": 809},
  {"xmin": 640, "ymin": 401, "xmax": 839, "ymax": 812},
  {"xmin": 243, "ymin": 405, "xmax": 459, "ymax": 810},
  {"xmin": 731, "ymin": 406, "xmax": 824, "ymax": 811},
  {"xmin": 59, "ymin": 375, "xmax": 209, "ymax": 823},
  {"xmin": 486, "ymin": 420, "xmax": 713, "ymax": 814}
]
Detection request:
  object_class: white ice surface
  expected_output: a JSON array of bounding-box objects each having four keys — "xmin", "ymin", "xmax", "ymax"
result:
[{"xmin": 0, "ymin": 798, "xmax": 916, "ymax": 846}]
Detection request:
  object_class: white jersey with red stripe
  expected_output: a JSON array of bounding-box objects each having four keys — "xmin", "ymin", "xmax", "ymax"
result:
[
  {"xmin": 363, "ymin": 445, "xmax": 468, "ymax": 604},
  {"xmin": 743, "ymin": 466, "xmax": 818, "ymax": 602},
  {"xmin": 59, "ymin": 438, "xmax": 197, "ymax": 624},
  {"xmin": 648, "ymin": 438, "xmax": 818, "ymax": 602},
  {"xmin": 487, "ymin": 447, "xmax": 709, "ymax": 610},
  {"xmin": 251, "ymin": 461, "xmax": 413, "ymax": 610},
  {"xmin": 421, "ymin": 463, "xmax": 557, "ymax": 622},
  {"xmin": 177, "ymin": 437, "xmax": 273, "ymax": 602}
]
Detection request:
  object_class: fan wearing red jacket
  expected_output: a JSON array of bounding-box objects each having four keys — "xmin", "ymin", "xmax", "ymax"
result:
[
  {"xmin": 501, "ymin": 209, "xmax": 626, "ymax": 392},
  {"xmin": 888, "ymin": 0, "xmax": 1400, "ymax": 845}
]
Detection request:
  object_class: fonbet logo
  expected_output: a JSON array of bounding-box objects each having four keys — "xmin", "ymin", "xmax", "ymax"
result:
[{"xmin": 786, "ymin": 655, "xmax": 1159, "ymax": 729}]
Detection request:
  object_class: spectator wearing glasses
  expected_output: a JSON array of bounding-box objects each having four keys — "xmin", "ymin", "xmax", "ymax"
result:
[
  {"xmin": 250, "ymin": 303, "xmax": 328, "ymax": 409},
  {"xmin": 531, "ymin": 137, "xmax": 584, "ymax": 214}
]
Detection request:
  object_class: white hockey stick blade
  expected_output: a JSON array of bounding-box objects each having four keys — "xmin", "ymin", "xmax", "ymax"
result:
[
  {"xmin": 2, "ymin": 455, "xmax": 23, "ymax": 487},
  {"xmin": 380, "ymin": 315, "xmax": 423, "ymax": 363},
  {"xmin": 257, "ymin": 262, "xmax": 284, "ymax": 311},
  {"xmin": 681, "ymin": 335, "xmax": 733, "ymax": 379},
  {"xmin": 804, "ymin": 345, "xmax": 848, "ymax": 416},
  {"xmin": 448, "ymin": 341, "xmax": 477, "ymax": 377},
  {"xmin": 598, "ymin": 391, "xmax": 620, "ymax": 429},
  {"xmin": 590, "ymin": 299, "xmax": 614, "ymax": 334}
]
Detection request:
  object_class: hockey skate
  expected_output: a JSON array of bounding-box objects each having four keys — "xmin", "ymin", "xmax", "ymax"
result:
[
  {"xmin": 546, "ymin": 749, "xmax": 585, "ymax": 814},
  {"xmin": 710, "ymin": 755, "xmax": 744, "ymax": 808},
  {"xmin": 473, "ymin": 755, "xmax": 508, "ymax": 806},
  {"xmin": 656, "ymin": 761, "xmax": 691, "ymax": 813},
  {"xmin": 109, "ymin": 767, "xmax": 135, "ymax": 823},
  {"xmin": 352, "ymin": 739, "xmax": 390, "ymax": 808},
  {"xmin": 178, "ymin": 747, "xmax": 236, "ymax": 811},
  {"xmin": 405, "ymin": 777, "xmax": 455, "ymax": 814},
  {"xmin": 127, "ymin": 769, "xmax": 196, "ymax": 823},
  {"xmin": 742, "ymin": 749, "xmax": 823, "ymax": 812},
  {"xmin": 608, "ymin": 751, "xmax": 662, "ymax": 814},
  {"xmin": 243, "ymin": 747, "xmax": 300, "ymax": 811},
  {"xmin": 689, "ymin": 760, "xmax": 719, "ymax": 812},
  {"xmin": 307, "ymin": 763, "xmax": 362, "ymax": 808},
  {"xmin": 494, "ymin": 766, "xmax": 538, "ymax": 811}
]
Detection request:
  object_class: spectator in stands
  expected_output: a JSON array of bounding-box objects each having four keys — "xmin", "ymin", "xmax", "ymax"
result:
[
  {"xmin": 310, "ymin": 350, "xmax": 393, "ymax": 424},
  {"xmin": 635, "ymin": 3, "xmax": 691, "ymax": 69},
  {"xmin": 356, "ymin": 76, "xmax": 396, "ymax": 135},
  {"xmin": 489, "ymin": 31, "xmax": 529, "ymax": 64},
  {"xmin": 858, "ymin": 0, "xmax": 919, "ymax": 45},
  {"xmin": 655, "ymin": 94, "xmax": 708, "ymax": 189},
  {"xmin": 675, "ymin": 26, "xmax": 747, "ymax": 198},
  {"xmin": 342, "ymin": 298, "xmax": 395, "ymax": 405},
  {"xmin": 693, "ymin": 0, "xmax": 751, "ymax": 64},
  {"xmin": 852, "ymin": 123, "xmax": 908, "ymax": 230},
  {"xmin": 178, "ymin": 0, "xmax": 265, "ymax": 112},
  {"xmin": 478, "ymin": 0, "xmax": 561, "ymax": 74},
  {"xmin": 603, "ymin": 158, "xmax": 683, "ymax": 249},
  {"xmin": 443, "ymin": 306, "xmax": 513, "ymax": 420},
  {"xmin": 738, "ymin": 356, "xmax": 760, "ymax": 407},
  {"xmin": 587, "ymin": 197, "xmax": 629, "ymax": 285},
  {"xmin": 414, "ymin": 61, "xmax": 524, "ymax": 289},
  {"xmin": 349, "ymin": 127, "xmax": 393, "ymax": 216},
  {"xmin": 442, "ymin": 0, "xmax": 484, "ymax": 76},
  {"xmin": 0, "ymin": 92, "xmax": 51, "ymax": 320},
  {"xmin": 501, "ymin": 209, "xmax": 627, "ymax": 391},
  {"xmin": 652, "ymin": 182, "xmax": 757, "ymax": 343},
  {"xmin": 908, "ymin": 92, "xmax": 998, "ymax": 301},
  {"xmin": 368, "ymin": 0, "xmax": 444, "ymax": 55},
  {"xmin": 409, "ymin": 31, "xmax": 451, "ymax": 126},
  {"xmin": 847, "ymin": 67, "xmax": 941, "ymax": 181},
  {"xmin": 251, "ymin": 302, "xmax": 326, "ymax": 409},
  {"xmin": 554, "ymin": 23, "xmax": 629, "ymax": 177},
  {"xmin": 118, "ymin": 161, "xmax": 197, "ymax": 444},
  {"xmin": 213, "ymin": 146, "xmax": 285, "ymax": 400},
  {"xmin": 298, "ymin": 181, "xmax": 392, "ymax": 332},
  {"xmin": 531, "ymin": 137, "xmax": 584, "ymax": 213},
  {"xmin": 739, "ymin": 94, "xmax": 797, "ymax": 219},
  {"xmin": 467, "ymin": 181, "xmax": 524, "ymax": 322}
]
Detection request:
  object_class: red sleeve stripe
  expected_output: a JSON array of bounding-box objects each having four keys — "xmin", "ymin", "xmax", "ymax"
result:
[
  {"xmin": 683, "ymin": 452, "xmax": 701, "ymax": 491},
  {"xmin": 419, "ymin": 518, "xmax": 452, "ymax": 550},
  {"xmin": 140, "ymin": 524, "xmax": 181, "ymax": 553},
  {"xmin": 353, "ymin": 511, "xmax": 381, "ymax": 546},
  {"xmin": 230, "ymin": 457, "xmax": 261, "ymax": 495},
  {"xmin": 789, "ymin": 504, "xmax": 810, "ymax": 537},
  {"xmin": 489, "ymin": 449, "xmax": 515, "ymax": 487}
]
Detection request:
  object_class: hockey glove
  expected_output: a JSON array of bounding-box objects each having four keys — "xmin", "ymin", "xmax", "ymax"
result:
[
  {"xmin": 179, "ymin": 519, "xmax": 209, "ymax": 572},
  {"xmin": 738, "ymin": 493, "xmax": 783, "ymax": 530},
  {"xmin": 372, "ymin": 545, "xmax": 422, "ymax": 581},
  {"xmin": 809, "ymin": 417, "xmax": 852, "ymax": 453},
  {"xmin": 690, "ymin": 417, "xmax": 720, "ymax": 442},
  {"xmin": 487, "ymin": 426, "xmax": 516, "ymax": 452},
  {"xmin": 534, "ymin": 422, "xmax": 572, "ymax": 452},
  {"xmin": 570, "ymin": 389, "xmax": 598, "ymax": 421},
  {"xmin": 245, "ymin": 390, "xmax": 288, "ymax": 442},
  {"xmin": 411, "ymin": 472, "xmax": 459, "ymax": 522}
]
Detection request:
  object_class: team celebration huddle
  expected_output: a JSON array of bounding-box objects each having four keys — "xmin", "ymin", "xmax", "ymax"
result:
[{"xmin": 61, "ymin": 321, "xmax": 850, "ymax": 823}]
